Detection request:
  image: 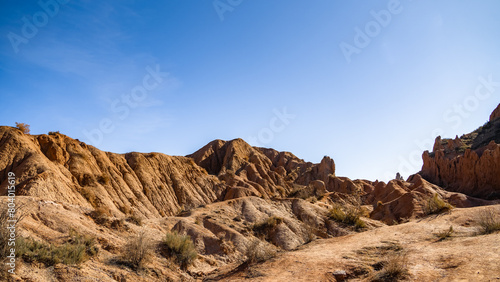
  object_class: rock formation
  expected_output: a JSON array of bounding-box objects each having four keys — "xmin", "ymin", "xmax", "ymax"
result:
[
  {"xmin": 490, "ymin": 103, "xmax": 500, "ymax": 122},
  {"xmin": 0, "ymin": 126, "xmax": 225, "ymax": 218},
  {"xmin": 420, "ymin": 104, "xmax": 500, "ymax": 199}
]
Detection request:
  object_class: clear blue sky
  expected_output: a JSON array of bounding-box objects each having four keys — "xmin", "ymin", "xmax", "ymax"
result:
[{"xmin": 1, "ymin": 0, "xmax": 499, "ymax": 181}]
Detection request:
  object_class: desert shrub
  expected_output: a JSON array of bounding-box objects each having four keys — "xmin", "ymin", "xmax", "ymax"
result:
[
  {"xmin": 160, "ymin": 231, "xmax": 197, "ymax": 269},
  {"xmin": 477, "ymin": 208, "xmax": 500, "ymax": 235},
  {"xmin": 251, "ymin": 216, "xmax": 283, "ymax": 240},
  {"xmin": 424, "ymin": 194, "xmax": 453, "ymax": 215},
  {"xmin": 328, "ymin": 204, "xmax": 366, "ymax": 230},
  {"xmin": 122, "ymin": 230, "xmax": 152, "ymax": 270},
  {"xmin": 126, "ymin": 214, "xmax": 143, "ymax": 226},
  {"xmin": 16, "ymin": 231, "xmax": 97, "ymax": 266},
  {"xmin": 245, "ymin": 239, "xmax": 277, "ymax": 264},
  {"xmin": 89, "ymin": 207, "xmax": 111, "ymax": 225},
  {"xmin": 15, "ymin": 122, "xmax": 30, "ymax": 134},
  {"xmin": 434, "ymin": 226, "xmax": 454, "ymax": 241},
  {"xmin": 0, "ymin": 206, "xmax": 12, "ymax": 259},
  {"xmin": 80, "ymin": 187, "xmax": 98, "ymax": 207},
  {"xmin": 1, "ymin": 203, "xmax": 27, "ymax": 259},
  {"xmin": 372, "ymin": 252, "xmax": 409, "ymax": 281},
  {"xmin": 97, "ymin": 174, "xmax": 110, "ymax": 185},
  {"xmin": 48, "ymin": 131, "xmax": 60, "ymax": 135}
]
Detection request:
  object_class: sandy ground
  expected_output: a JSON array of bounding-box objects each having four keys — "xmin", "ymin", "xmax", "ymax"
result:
[{"xmin": 218, "ymin": 205, "xmax": 500, "ymax": 281}]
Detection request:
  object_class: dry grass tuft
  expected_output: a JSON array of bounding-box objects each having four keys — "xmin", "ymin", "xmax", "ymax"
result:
[
  {"xmin": 424, "ymin": 194, "xmax": 453, "ymax": 215},
  {"xmin": 328, "ymin": 204, "xmax": 366, "ymax": 231},
  {"xmin": 371, "ymin": 251, "xmax": 409, "ymax": 281},
  {"xmin": 434, "ymin": 226, "xmax": 454, "ymax": 241},
  {"xmin": 122, "ymin": 229, "xmax": 152, "ymax": 270},
  {"xmin": 477, "ymin": 208, "xmax": 500, "ymax": 235},
  {"xmin": 245, "ymin": 239, "xmax": 277, "ymax": 264}
]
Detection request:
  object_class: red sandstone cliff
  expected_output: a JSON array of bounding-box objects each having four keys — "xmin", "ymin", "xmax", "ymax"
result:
[{"xmin": 420, "ymin": 104, "xmax": 500, "ymax": 199}]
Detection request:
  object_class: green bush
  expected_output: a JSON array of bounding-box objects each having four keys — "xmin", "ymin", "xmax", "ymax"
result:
[
  {"xmin": 424, "ymin": 194, "xmax": 453, "ymax": 215},
  {"xmin": 328, "ymin": 204, "xmax": 366, "ymax": 230},
  {"xmin": 160, "ymin": 231, "xmax": 197, "ymax": 269},
  {"xmin": 16, "ymin": 231, "xmax": 97, "ymax": 266}
]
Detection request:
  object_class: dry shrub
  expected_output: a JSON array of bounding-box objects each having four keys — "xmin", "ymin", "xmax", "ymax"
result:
[
  {"xmin": 89, "ymin": 207, "xmax": 111, "ymax": 225},
  {"xmin": 97, "ymin": 174, "xmax": 110, "ymax": 185},
  {"xmin": 424, "ymin": 194, "xmax": 453, "ymax": 215},
  {"xmin": 160, "ymin": 231, "xmax": 197, "ymax": 269},
  {"xmin": 372, "ymin": 252, "xmax": 409, "ymax": 281},
  {"xmin": 245, "ymin": 239, "xmax": 277, "ymax": 264},
  {"xmin": 122, "ymin": 229, "xmax": 152, "ymax": 270},
  {"xmin": 328, "ymin": 204, "xmax": 366, "ymax": 231},
  {"xmin": 251, "ymin": 216, "xmax": 283, "ymax": 240},
  {"xmin": 477, "ymin": 208, "xmax": 500, "ymax": 235},
  {"xmin": 15, "ymin": 122, "xmax": 30, "ymax": 134},
  {"xmin": 80, "ymin": 187, "xmax": 98, "ymax": 207},
  {"xmin": 126, "ymin": 214, "xmax": 143, "ymax": 226},
  {"xmin": 434, "ymin": 226, "xmax": 454, "ymax": 241}
]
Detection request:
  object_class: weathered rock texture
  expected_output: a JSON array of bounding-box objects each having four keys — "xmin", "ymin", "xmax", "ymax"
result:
[
  {"xmin": 0, "ymin": 127, "xmax": 338, "ymax": 218},
  {"xmin": 490, "ymin": 103, "xmax": 500, "ymax": 122},
  {"xmin": 420, "ymin": 104, "xmax": 500, "ymax": 199},
  {"xmin": 0, "ymin": 126, "xmax": 224, "ymax": 217},
  {"xmin": 188, "ymin": 138, "xmax": 336, "ymax": 199}
]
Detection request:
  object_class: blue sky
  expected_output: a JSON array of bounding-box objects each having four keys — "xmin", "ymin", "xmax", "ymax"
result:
[{"xmin": 1, "ymin": 0, "xmax": 499, "ymax": 181}]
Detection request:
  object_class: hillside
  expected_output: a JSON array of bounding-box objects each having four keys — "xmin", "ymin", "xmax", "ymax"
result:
[{"xmin": 0, "ymin": 103, "xmax": 499, "ymax": 281}]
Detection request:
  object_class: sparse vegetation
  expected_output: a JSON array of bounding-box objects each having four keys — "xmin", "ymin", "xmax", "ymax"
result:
[
  {"xmin": 16, "ymin": 230, "xmax": 97, "ymax": 266},
  {"xmin": 126, "ymin": 214, "xmax": 143, "ymax": 226},
  {"xmin": 122, "ymin": 230, "xmax": 152, "ymax": 270},
  {"xmin": 435, "ymin": 226, "xmax": 454, "ymax": 241},
  {"xmin": 15, "ymin": 122, "xmax": 30, "ymax": 134},
  {"xmin": 245, "ymin": 239, "xmax": 277, "ymax": 264},
  {"xmin": 160, "ymin": 231, "xmax": 197, "ymax": 269},
  {"xmin": 48, "ymin": 131, "xmax": 60, "ymax": 135},
  {"xmin": 0, "ymin": 206, "xmax": 12, "ymax": 259},
  {"xmin": 97, "ymin": 174, "xmax": 110, "ymax": 185},
  {"xmin": 355, "ymin": 242, "xmax": 408, "ymax": 281},
  {"xmin": 371, "ymin": 252, "xmax": 409, "ymax": 281},
  {"xmin": 252, "ymin": 216, "xmax": 283, "ymax": 240},
  {"xmin": 89, "ymin": 207, "xmax": 111, "ymax": 225},
  {"xmin": 477, "ymin": 208, "xmax": 500, "ymax": 235},
  {"xmin": 424, "ymin": 194, "xmax": 453, "ymax": 215},
  {"xmin": 80, "ymin": 187, "xmax": 98, "ymax": 207},
  {"xmin": 328, "ymin": 204, "xmax": 366, "ymax": 230},
  {"xmin": 1, "ymin": 203, "xmax": 26, "ymax": 259}
]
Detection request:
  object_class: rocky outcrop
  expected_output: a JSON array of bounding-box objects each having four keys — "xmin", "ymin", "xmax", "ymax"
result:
[
  {"xmin": 420, "ymin": 106, "xmax": 500, "ymax": 199},
  {"xmin": 490, "ymin": 103, "xmax": 500, "ymax": 122},
  {"xmin": 0, "ymin": 127, "xmax": 338, "ymax": 218},
  {"xmin": 368, "ymin": 174, "xmax": 490, "ymax": 224},
  {"xmin": 188, "ymin": 139, "xmax": 336, "ymax": 199},
  {"xmin": 0, "ymin": 126, "xmax": 225, "ymax": 217}
]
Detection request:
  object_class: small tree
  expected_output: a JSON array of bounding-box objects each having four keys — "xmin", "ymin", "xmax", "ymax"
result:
[{"xmin": 15, "ymin": 122, "xmax": 30, "ymax": 134}]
